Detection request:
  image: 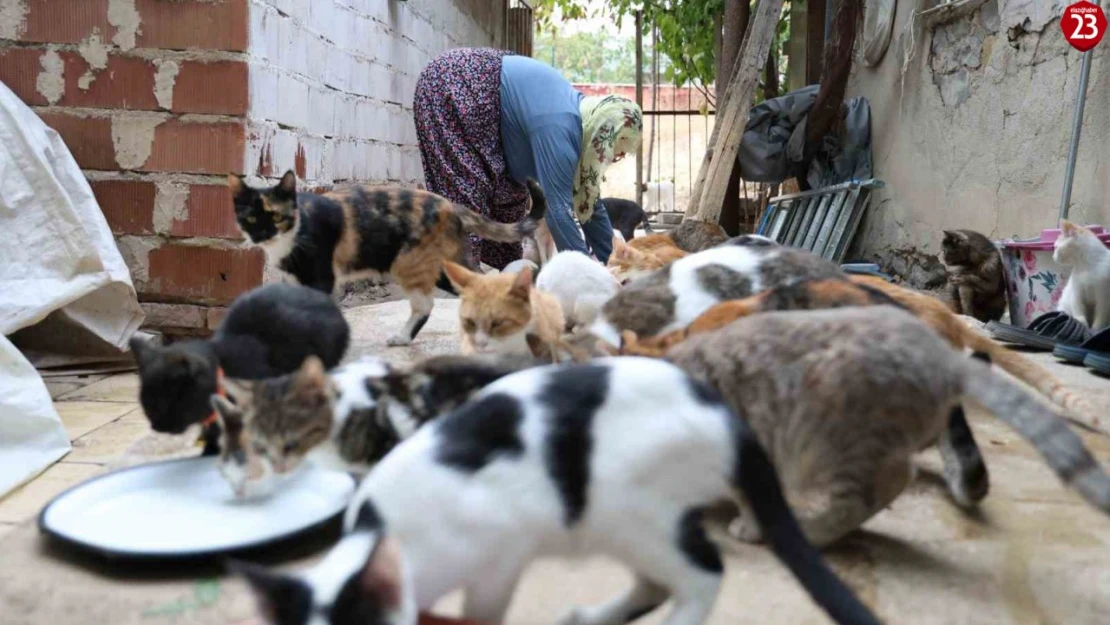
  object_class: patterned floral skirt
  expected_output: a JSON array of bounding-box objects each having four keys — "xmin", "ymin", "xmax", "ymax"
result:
[{"xmin": 413, "ymin": 47, "xmax": 530, "ymax": 270}]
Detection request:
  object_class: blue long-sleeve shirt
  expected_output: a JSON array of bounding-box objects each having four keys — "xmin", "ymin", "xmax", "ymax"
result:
[
  {"xmin": 499, "ymin": 55, "xmax": 613, "ymax": 262},
  {"xmin": 499, "ymin": 55, "xmax": 582, "ymax": 219}
]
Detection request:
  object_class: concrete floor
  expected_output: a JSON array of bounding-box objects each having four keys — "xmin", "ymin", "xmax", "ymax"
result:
[{"xmin": 3, "ymin": 298, "xmax": 1110, "ymax": 625}]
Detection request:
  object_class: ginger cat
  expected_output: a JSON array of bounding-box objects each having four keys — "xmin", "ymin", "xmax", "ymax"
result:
[
  {"xmin": 607, "ymin": 234, "xmax": 688, "ymax": 284},
  {"xmin": 443, "ymin": 262, "xmax": 566, "ymax": 361},
  {"xmin": 620, "ymin": 275, "xmax": 1105, "ymax": 433}
]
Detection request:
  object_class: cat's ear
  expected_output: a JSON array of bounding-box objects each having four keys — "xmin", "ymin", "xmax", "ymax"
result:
[
  {"xmin": 510, "ymin": 267, "xmax": 533, "ymax": 300},
  {"xmin": 612, "ymin": 235, "xmax": 627, "ymax": 254},
  {"xmin": 442, "ymin": 261, "xmax": 476, "ymax": 291},
  {"xmin": 227, "ymin": 559, "xmax": 312, "ymax": 624},
  {"xmin": 129, "ymin": 336, "xmax": 154, "ymax": 368},
  {"xmin": 368, "ymin": 371, "xmax": 412, "ymax": 404},
  {"xmin": 1060, "ymin": 220, "xmax": 1079, "ymax": 235},
  {"xmin": 210, "ymin": 394, "xmax": 242, "ymax": 424},
  {"xmin": 619, "ymin": 330, "xmax": 640, "ymax": 353},
  {"xmin": 277, "ymin": 170, "xmax": 297, "ymax": 197},
  {"xmin": 292, "ymin": 356, "xmax": 329, "ymax": 398},
  {"xmin": 360, "ymin": 535, "xmax": 405, "ymax": 611},
  {"xmin": 227, "ymin": 173, "xmax": 246, "ymax": 195}
]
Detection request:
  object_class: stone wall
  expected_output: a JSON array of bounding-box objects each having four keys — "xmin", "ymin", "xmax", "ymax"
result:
[
  {"xmin": 848, "ymin": 0, "xmax": 1110, "ymax": 286},
  {"xmin": 0, "ymin": 0, "xmax": 505, "ymax": 335}
]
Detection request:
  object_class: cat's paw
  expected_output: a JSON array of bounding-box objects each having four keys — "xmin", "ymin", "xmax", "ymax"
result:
[
  {"xmin": 386, "ymin": 334, "xmax": 412, "ymax": 347},
  {"xmin": 728, "ymin": 517, "xmax": 764, "ymax": 543}
]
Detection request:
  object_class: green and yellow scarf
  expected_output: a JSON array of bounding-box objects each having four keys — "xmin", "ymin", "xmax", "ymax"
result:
[{"xmin": 574, "ymin": 95, "xmax": 643, "ymax": 223}]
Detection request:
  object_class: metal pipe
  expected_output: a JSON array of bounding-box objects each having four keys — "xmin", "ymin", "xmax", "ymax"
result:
[{"xmin": 1059, "ymin": 0, "xmax": 1100, "ymax": 223}]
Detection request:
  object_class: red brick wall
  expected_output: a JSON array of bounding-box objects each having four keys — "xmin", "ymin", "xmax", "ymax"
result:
[
  {"xmin": 0, "ymin": 0, "xmax": 257, "ymax": 335},
  {"xmin": 1, "ymin": 0, "xmax": 505, "ymax": 337}
]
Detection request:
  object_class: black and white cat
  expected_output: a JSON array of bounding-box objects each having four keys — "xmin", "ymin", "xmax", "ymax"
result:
[{"xmin": 231, "ymin": 358, "xmax": 882, "ymax": 625}]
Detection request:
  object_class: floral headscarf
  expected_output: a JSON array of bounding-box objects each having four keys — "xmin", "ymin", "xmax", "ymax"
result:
[{"xmin": 574, "ymin": 95, "xmax": 643, "ymax": 223}]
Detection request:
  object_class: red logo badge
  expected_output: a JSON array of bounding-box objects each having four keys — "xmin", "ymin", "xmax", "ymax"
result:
[{"xmin": 1062, "ymin": 1, "xmax": 1107, "ymax": 52}]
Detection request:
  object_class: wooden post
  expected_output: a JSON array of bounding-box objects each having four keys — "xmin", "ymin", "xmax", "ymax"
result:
[
  {"xmin": 688, "ymin": 0, "xmax": 786, "ymax": 223},
  {"xmin": 635, "ymin": 10, "xmax": 644, "ymax": 207}
]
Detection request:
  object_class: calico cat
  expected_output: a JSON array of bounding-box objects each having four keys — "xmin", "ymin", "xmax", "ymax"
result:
[
  {"xmin": 665, "ymin": 306, "xmax": 1110, "ymax": 546},
  {"xmin": 131, "ymin": 283, "xmax": 349, "ymax": 451},
  {"xmin": 620, "ymin": 275, "xmax": 1106, "ymax": 435},
  {"xmin": 1055, "ymin": 220, "xmax": 1110, "ymax": 330},
  {"xmin": 230, "ymin": 357, "xmax": 883, "ymax": 625},
  {"xmin": 443, "ymin": 261, "xmax": 566, "ymax": 360},
  {"xmin": 607, "ymin": 234, "xmax": 688, "ymax": 285},
  {"xmin": 535, "ymin": 251, "xmax": 620, "ymax": 330},
  {"xmin": 592, "ymin": 236, "xmax": 844, "ymax": 345},
  {"xmin": 211, "ymin": 354, "xmax": 538, "ymax": 496},
  {"xmin": 229, "ymin": 171, "xmax": 547, "ymax": 346},
  {"xmin": 941, "ymin": 229, "xmax": 1006, "ymax": 322}
]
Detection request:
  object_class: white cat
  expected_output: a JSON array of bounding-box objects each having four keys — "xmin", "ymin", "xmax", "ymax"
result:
[
  {"xmin": 230, "ymin": 358, "xmax": 881, "ymax": 625},
  {"xmin": 536, "ymin": 251, "xmax": 620, "ymax": 330},
  {"xmin": 643, "ymin": 180, "xmax": 676, "ymax": 214},
  {"xmin": 1054, "ymin": 220, "xmax": 1110, "ymax": 330}
]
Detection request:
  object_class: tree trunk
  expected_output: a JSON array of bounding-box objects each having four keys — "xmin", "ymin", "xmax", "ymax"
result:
[
  {"xmin": 806, "ymin": 0, "xmax": 826, "ymax": 85},
  {"xmin": 763, "ymin": 44, "xmax": 779, "ymax": 101},
  {"xmin": 796, "ymin": 0, "xmax": 862, "ymax": 189},
  {"xmin": 688, "ymin": 0, "xmax": 786, "ymax": 223},
  {"xmin": 713, "ymin": 12, "xmax": 724, "ymax": 102},
  {"xmin": 718, "ymin": 0, "xmax": 750, "ymax": 113}
]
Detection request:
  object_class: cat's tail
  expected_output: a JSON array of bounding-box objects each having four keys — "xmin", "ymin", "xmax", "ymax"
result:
[
  {"xmin": 963, "ymin": 331, "xmax": 1107, "ymax": 433},
  {"xmin": 961, "ymin": 360, "xmax": 1110, "ymax": 513},
  {"xmin": 455, "ymin": 178, "xmax": 547, "ymax": 243},
  {"xmin": 732, "ymin": 423, "xmax": 884, "ymax": 625}
]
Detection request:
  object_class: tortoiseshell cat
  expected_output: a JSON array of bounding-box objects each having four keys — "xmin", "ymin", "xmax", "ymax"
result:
[
  {"xmin": 229, "ymin": 171, "xmax": 547, "ymax": 346},
  {"xmin": 941, "ymin": 229, "xmax": 1006, "ymax": 322}
]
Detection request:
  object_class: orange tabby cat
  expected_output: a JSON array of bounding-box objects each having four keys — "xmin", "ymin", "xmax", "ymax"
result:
[
  {"xmin": 620, "ymin": 275, "xmax": 1105, "ymax": 433},
  {"xmin": 443, "ymin": 262, "xmax": 566, "ymax": 361},
  {"xmin": 607, "ymin": 235, "xmax": 688, "ymax": 284}
]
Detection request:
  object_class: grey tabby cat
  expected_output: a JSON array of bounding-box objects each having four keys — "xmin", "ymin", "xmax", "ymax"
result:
[
  {"xmin": 666, "ymin": 306, "xmax": 1110, "ymax": 546},
  {"xmin": 591, "ymin": 236, "xmax": 844, "ymax": 344},
  {"xmin": 211, "ymin": 353, "xmax": 539, "ymax": 497}
]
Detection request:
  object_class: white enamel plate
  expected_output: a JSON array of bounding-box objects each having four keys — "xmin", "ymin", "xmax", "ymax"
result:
[{"xmin": 39, "ymin": 457, "xmax": 355, "ymax": 558}]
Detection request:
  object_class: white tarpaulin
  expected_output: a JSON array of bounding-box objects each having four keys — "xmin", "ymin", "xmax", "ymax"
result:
[{"xmin": 0, "ymin": 81, "xmax": 144, "ymax": 497}]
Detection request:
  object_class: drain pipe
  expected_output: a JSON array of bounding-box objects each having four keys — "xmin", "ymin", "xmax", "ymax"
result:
[{"xmin": 1058, "ymin": 0, "xmax": 1100, "ymax": 223}]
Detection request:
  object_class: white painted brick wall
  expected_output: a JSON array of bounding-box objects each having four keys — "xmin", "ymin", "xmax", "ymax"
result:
[{"xmin": 245, "ymin": 0, "xmax": 503, "ymax": 188}]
